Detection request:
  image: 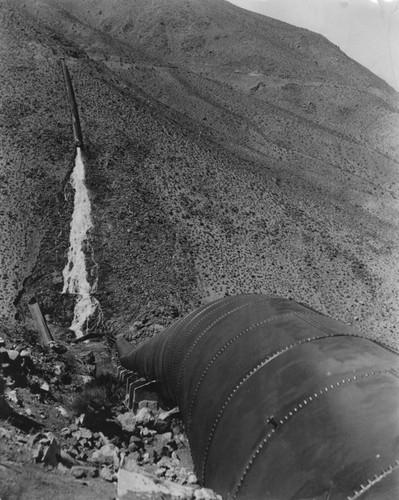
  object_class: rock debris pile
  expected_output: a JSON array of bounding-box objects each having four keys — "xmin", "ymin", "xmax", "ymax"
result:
[{"xmin": 0, "ymin": 331, "xmax": 220, "ymax": 499}]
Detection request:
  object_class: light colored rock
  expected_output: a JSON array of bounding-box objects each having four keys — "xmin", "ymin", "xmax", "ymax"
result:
[
  {"xmin": 187, "ymin": 474, "xmax": 198, "ymax": 485},
  {"xmin": 57, "ymin": 462, "xmax": 69, "ymax": 473},
  {"xmin": 158, "ymin": 432, "xmax": 173, "ymax": 444},
  {"xmin": 118, "ymin": 456, "xmax": 194, "ymax": 499},
  {"xmin": 157, "ymin": 456, "xmax": 179, "ymax": 468},
  {"xmin": 91, "ymin": 443, "xmax": 119, "ymax": 468},
  {"xmin": 54, "ymin": 364, "xmax": 63, "ymax": 376},
  {"xmin": 159, "ymin": 407, "xmax": 180, "ymax": 421},
  {"xmin": 71, "ymin": 465, "xmax": 98, "ymax": 479},
  {"xmin": 100, "ymin": 465, "xmax": 115, "ymax": 482},
  {"xmin": 117, "ymin": 411, "xmax": 137, "ymax": 433},
  {"xmin": 79, "ymin": 427, "xmax": 93, "ymax": 439},
  {"xmin": 32, "ymin": 445, "xmax": 43, "ymax": 462},
  {"xmin": 152, "ymin": 324, "xmax": 165, "ymax": 333},
  {"xmin": 5, "ymin": 389, "xmax": 18, "ymax": 404},
  {"xmin": 135, "ymin": 407, "xmax": 154, "ymax": 425},
  {"xmin": 155, "ymin": 467, "xmax": 167, "ymax": 477},
  {"xmin": 0, "ymin": 427, "xmax": 12, "ymax": 439},
  {"xmin": 194, "ymin": 488, "xmax": 222, "ymax": 500},
  {"xmin": 56, "ymin": 406, "xmax": 68, "ymax": 417},
  {"xmin": 7, "ymin": 349, "xmax": 19, "ymax": 361},
  {"xmin": 40, "ymin": 381, "xmax": 50, "ymax": 392}
]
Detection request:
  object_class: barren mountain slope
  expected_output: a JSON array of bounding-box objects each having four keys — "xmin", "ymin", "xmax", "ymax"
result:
[
  {"xmin": 0, "ymin": 2, "xmax": 74, "ymax": 321},
  {"xmin": 17, "ymin": 0, "xmax": 399, "ymax": 224},
  {"xmin": 1, "ymin": 0, "xmax": 399, "ymax": 352},
  {"xmin": 34, "ymin": 0, "xmax": 399, "ymax": 140}
]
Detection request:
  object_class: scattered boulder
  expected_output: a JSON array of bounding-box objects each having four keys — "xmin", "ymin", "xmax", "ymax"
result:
[
  {"xmin": 40, "ymin": 381, "xmax": 50, "ymax": 392},
  {"xmin": 117, "ymin": 411, "xmax": 138, "ymax": 433},
  {"xmin": 99, "ymin": 465, "xmax": 115, "ymax": 482},
  {"xmin": 54, "ymin": 363, "xmax": 65, "ymax": 376},
  {"xmin": 7, "ymin": 350, "xmax": 20, "ymax": 361},
  {"xmin": 5, "ymin": 389, "xmax": 19, "ymax": 404},
  {"xmin": 90, "ymin": 443, "xmax": 120, "ymax": 468},
  {"xmin": 151, "ymin": 324, "xmax": 165, "ymax": 333},
  {"xmin": 117, "ymin": 456, "xmax": 195, "ymax": 499},
  {"xmin": 71, "ymin": 465, "xmax": 99, "ymax": 479},
  {"xmin": 0, "ymin": 427, "xmax": 13, "ymax": 439},
  {"xmin": 134, "ymin": 407, "xmax": 154, "ymax": 426},
  {"xmin": 194, "ymin": 488, "xmax": 221, "ymax": 499},
  {"xmin": 187, "ymin": 474, "xmax": 198, "ymax": 485}
]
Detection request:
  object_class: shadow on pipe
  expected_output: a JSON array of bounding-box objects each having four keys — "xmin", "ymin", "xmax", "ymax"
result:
[{"xmin": 117, "ymin": 294, "xmax": 399, "ymax": 499}]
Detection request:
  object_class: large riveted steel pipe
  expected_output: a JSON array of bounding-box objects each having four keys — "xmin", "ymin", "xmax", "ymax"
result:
[{"xmin": 116, "ymin": 294, "xmax": 399, "ymax": 499}]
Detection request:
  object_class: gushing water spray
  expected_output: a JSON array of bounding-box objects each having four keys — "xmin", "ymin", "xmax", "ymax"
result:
[
  {"xmin": 62, "ymin": 148, "xmax": 101, "ymax": 337},
  {"xmin": 61, "ymin": 60, "xmax": 101, "ymax": 338}
]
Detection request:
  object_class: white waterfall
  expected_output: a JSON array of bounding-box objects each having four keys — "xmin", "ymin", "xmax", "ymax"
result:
[{"xmin": 62, "ymin": 147, "xmax": 100, "ymax": 338}]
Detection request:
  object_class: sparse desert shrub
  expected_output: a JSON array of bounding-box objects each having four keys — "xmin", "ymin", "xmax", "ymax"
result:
[
  {"xmin": 0, "ymin": 476, "xmax": 26, "ymax": 500},
  {"xmin": 69, "ymin": 370, "xmax": 123, "ymax": 417}
]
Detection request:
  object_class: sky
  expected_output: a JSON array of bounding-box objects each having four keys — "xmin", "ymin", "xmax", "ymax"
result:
[{"xmin": 227, "ymin": 0, "xmax": 399, "ymax": 91}]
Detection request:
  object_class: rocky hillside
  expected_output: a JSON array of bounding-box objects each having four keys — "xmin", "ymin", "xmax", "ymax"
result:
[
  {"xmin": 1, "ymin": 0, "xmax": 399, "ymax": 498},
  {"xmin": 2, "ymin": 0, "xmax": 399, "ymax": 348}
]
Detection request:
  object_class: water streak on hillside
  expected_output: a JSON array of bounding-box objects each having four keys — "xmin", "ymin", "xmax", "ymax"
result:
[{"xmin": 62, "ymin": 148, "xmax": 99, "ymax": 337}]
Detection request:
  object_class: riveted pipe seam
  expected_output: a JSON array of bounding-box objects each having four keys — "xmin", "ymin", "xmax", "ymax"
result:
[
  {"xmin": 167, "ymin": 297, "xmax": 236, "ymax": 387},
  {"xmin": 347, "ymin": 461, "xmax": 399, "ymax": 500},
  {"xmin": 294, "ymin": 311, "xmax": 362, "ymax": 337},
  {"xmin": 234, "ymin": 381, "xmax": 399, "ymax": 499},
  {"xmin": 233, "ymin": 367, "xmax": 399, "ymax": 498},
  {"xmin": 198, "ymin": 332, "xmax": 369, "ymax": 482},
  {"xmin": 161, "ymin": 316, "xmax": 184, "ymax": 381},
  {"xmin": 166, "ymin": 304, "xmax": 208, "ymax": 371},
  {"xmin": 171, "ymin": 295, "xmax": 285, "ymax": 394},
  {"xmin": 184, "ymin": 307, "xmax": 356, "ymax": 420},
  {"xmin": 296, "ymin": 311, "xmax": 398, "ymax": 354},
  {"xmin": 170, "ymin": 296, "xmax": 253, "ymax": 387},
  {"xmin": 179, "ymin": 300, "xmax": 351, "ymax": 408},
  {"xmin": 176, "ymin": 297, "xmax": 272, "ymax": 399},
  {"xmin": 200, "ymin": 332, "xmax": 399, "ymax": 492},
  {"xmin": 204, "ymin": 362, "xmax": 399, "ymax": 487},
  {"xmin": 187, "ymin": 312, "xmax": 296, "ymax": 432},
  {"xmin": 187, "ymin": 315, "xmax": 386, "ymax": 442}
]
